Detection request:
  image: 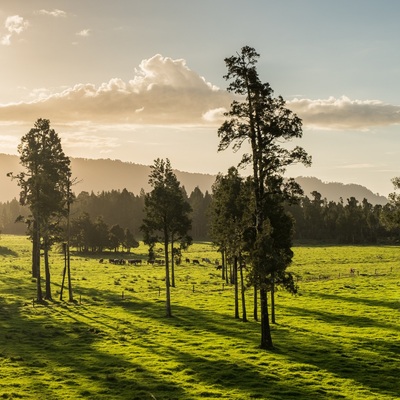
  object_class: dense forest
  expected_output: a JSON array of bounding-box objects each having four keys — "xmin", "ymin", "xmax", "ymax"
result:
[{"xmin": 0, "ymin": 186, "xmax": 397, "ymax": 248}]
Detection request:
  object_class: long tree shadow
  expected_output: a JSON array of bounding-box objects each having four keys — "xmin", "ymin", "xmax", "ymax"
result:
[
  {"xmin": 277, "ymin": 305, "xmax": 400, "ymax": 398},
  {"xmin": 308, "ymin": 290, "xmax": 400, "ymax": 311},
  {"xmin": 0, "ymin": 245, "xmax": 18, "ymax": 257},
  {"xmin": 77, "ymin": 286, "xmax": 400, "ymax": 399},
  {"xmin": 0, "ymin": 297, "xmax": 188, "ymax": 399},
  {"xmin": 2, "ymin": 277, "xmax": 399, "ymax": 399},
  {"xmin": 282, "ymin": 303, "xmax": 399, "ymax": 332}
]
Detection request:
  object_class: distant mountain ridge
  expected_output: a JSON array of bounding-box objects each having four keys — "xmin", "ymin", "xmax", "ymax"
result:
[
  {"xmin": 294, "ymin": 176, "xmax": 388, "ymax": 205},
  {"xmin": 0, "ymin": 153, "xmax": 388, "ymax": 205}
]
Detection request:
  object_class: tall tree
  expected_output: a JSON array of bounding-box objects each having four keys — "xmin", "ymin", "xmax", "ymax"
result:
[
  {"xmin": 218, "ymin": 46, "xmax": 311, "ymax": 348},
  {"xmin": 8, "ymin": 118, "xmax": 72, "ymax": 301},
  {"xmin": 141, "ymin": 158, "xmax": 192, "ymax": 317}
]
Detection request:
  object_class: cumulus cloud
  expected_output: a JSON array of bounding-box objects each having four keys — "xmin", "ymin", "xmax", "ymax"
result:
[
  {"xmin": 36, "ymin": 9, "xmax": 67, "ymax": 17},
  {"xmin": 2, "ymin": 52, "xmax": 399, "ymax": 131},
  {"xmin": 1, "ymin": 15, "xmax": 29, "ymax": 45},
  {"xmin": 288, "ymin": 96, "xmax": 400, "ymax": 130},
  {"xmin": 0, "ymin": 54, "xmax": 232, "ymax": 126},
  {"xmin": 76, "ymin": 29, "xmax": 91, "ymax": 37}
]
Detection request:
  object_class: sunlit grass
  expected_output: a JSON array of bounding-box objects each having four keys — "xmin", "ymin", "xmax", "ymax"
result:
[{"xmin": 0, "ymin": 235, "xmax": 399, "ymax": 399}]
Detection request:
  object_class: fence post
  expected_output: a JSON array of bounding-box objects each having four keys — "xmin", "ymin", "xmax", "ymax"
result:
[{"xmin": 192, "ymin": 284, "xmax": 195, "ymax": 293}]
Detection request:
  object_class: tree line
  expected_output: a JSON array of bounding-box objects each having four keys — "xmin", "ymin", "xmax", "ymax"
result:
[{"xmin": 2, "ymin": 183, "xmax": 398, "ymax": 245}]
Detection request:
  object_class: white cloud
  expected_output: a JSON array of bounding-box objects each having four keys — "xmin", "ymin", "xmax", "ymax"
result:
[
  {"xmin": 337, "ymin": 163, "xmax": 374, "ymax": 169},
  {"xmin": 1, "ymin": 34, "xmax": 11, "ymax": 46},
  {"xmin": 202, "ymin": 107, "xmax": 227, "ymax": 122},
  {"xmin": 36, "ymin": 9, "xmax": 67, "ymax": 18},
  {"xmin": 0, "ymin": 54, "xmax": 231, "ymax": 126},
  {"xmin": 76, "ymin": 29, "xmax": 91, "ymax": 37},
  {"xmin": 0, "ymin": 135, "xmax": 19, "ymax": 150},
  {"xmin": 1, "ymin": 53, "xmax": 399, "ymax": 132},
  {"xmin": 61, "ymin": 131, "xmax": 120, "ymax": 150},
  {"xmin": 288, "ymin": 96, "xmax": 400, "ymax": 130},
  {"xmin": 1, "ymin": 15, "xmax": 29, "ymax": 45}
]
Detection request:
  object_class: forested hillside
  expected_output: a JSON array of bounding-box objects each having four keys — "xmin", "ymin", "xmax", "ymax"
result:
[
  {"xmin": 0, "ymin": 153, "xmax": 388, "ymax": 204},
  {"xmin": 0, "ymin": 154, "xmax": 216, "ymax": 202}
]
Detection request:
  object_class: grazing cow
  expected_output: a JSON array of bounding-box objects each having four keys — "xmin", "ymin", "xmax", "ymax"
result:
[
  {"xmin": 185, "ymin": 258, "xmax": 190, "ymax": 264},
  {"xmin": 192, "ymin": 259, "xmax": 200, "ymax": 265},
  {"xmin": 148, "ymin": 260, "xmax": 155, "ymax": 265},
  {"xmin": 202, "ymin": 257, "xmax": 211, "ymax": 264},
  {"xmin": 99, "ymin": 259, "xmax": 104, "ymax": 263},
  {"xmin": 110, "ymin": 259, "xmax": 125, "ymax": 265},
  {"xmin": 128, "ymin": 259, "xmax": 142, "ymax": 265},
  {"xmin": 216, "ymin": 265, "xmax": 222, "ymax": 270}
]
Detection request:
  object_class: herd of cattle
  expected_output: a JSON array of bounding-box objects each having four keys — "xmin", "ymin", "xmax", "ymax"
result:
[{"xmin": 99, "ymin": 257, "xmax": 219, "ymax": 267}]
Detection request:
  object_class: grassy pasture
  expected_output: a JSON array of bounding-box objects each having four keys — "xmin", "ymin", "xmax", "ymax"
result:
[{"xmin": 0, "ymin": 235, "xmax": 399, "ymax": 400}]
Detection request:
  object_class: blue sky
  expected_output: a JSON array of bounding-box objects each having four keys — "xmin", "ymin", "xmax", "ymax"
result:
[{"xmin": 1, "ymin": 0, "xmax": 400, "ymax": 196}]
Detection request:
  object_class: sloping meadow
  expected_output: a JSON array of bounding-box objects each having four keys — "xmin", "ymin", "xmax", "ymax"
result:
[{"xmin": 0, "ymin": 236, "xmax": 399, "ymax": 399}]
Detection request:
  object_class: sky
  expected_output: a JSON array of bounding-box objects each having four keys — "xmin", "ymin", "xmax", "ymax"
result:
[{"xmin": 1, "ymin": 0, "xmax": 400, "ymax": 197}]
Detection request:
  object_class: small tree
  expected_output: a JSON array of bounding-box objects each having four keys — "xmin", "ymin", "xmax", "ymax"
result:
[
  {"xmin": 8, "ymin": 118, "xmax": 72, "ymax": 301},
  {"xmin": 141, "ymin": 159, "xmax": 192, "ymax": 317},
  {"xmin": 124, "ymin": 228, "xmax": 139, "ymax": 253},
  {"xmin": 109, "ymin": 224, "xmax": 125, "ymax": 252},
  {"xmin": 210, "ymin": 167, "xmax": 252, "ymax": 321},
  {"xmin": 381, "ymin": 177, "xmax": 400, "ymax": 235}
]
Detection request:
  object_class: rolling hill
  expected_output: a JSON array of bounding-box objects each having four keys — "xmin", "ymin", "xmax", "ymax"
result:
[{"xmin": 0, "ymin": 153, "xmax": 388, "ymax": 205}]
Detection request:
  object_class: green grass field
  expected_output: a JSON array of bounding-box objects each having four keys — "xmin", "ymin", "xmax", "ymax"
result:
[{"xmin": 0, "ymin": 235, "xmax": 399, "ymax": 399}]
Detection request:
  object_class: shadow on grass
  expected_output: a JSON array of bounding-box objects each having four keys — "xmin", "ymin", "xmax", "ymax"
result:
[
  {"xmin": 282, "ymin": 303, "xmax": 399, "ymax": 332},
  {"xmin": 70, "ymin": 285, "xmax": 400, "ymax": 399},
  {"xmin": 0, "ymin": 245, "xmax": 18, "ymax": 257},
  {"xmin": 309, "ymin": 290, "xmax": 400, "ymax": 311},
  {"xmin": 2, "ymin": 275, "xmax": 399, "ymax": 399},
  {"xmin": 69, "ymin": 288, "xmax": 341, "ymax": 399},
  {"xmin": 278, "ymin": 305, "xmax": 400, "ymax": 398},
  {"xmin": 0, "ymin": 297, "xmax": 187, "ymax": 399}
]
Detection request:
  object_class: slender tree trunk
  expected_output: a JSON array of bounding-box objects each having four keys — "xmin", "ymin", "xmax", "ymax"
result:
[
  {"xmin": 67, "ymin": 244, "xmax": 73, "ymax": 301},
  {"xmin": 223, "ymin": 249, "xmax": 229, "ymax": 283},
  {"xmin": 271, "ymin": 271, "xmax": 276, "ymax": 324},
  {"xmin": 260, "ymin": 287, "xmax": 273, "ymax": 349},
  {"xmin": 60, "ymin": 243, "xmax": 67, "ymax": 300},
  {"xmin": 32, "ymin": 230, "xmax": 38, "ymax": 278},
  {"xmin": 164, "ymin": 231, "xmax": 172, "ymax": 317},
  {"xmin": 253, "ymin": 284, "xmax": 258, "ymax": 321},
  {"xmin": 234, "ymin": 256, "xmax": 239, "ymax": 319},
  {"xmin": 221, "ymin": 249, "xmax": 225, "ymax": 280},
  {"xmin": 240, "ymin": 262, "xmax": 247, "ymax": 322},
  {"xmin": 33, "ymin": 217, "xmax": 42, "ymax": 302},
  {"xmin": 66, "ymin": 186, "xmax": 73, "ymax": 302},
  {"xmin": 44, "ymin": 238, "xmax": 52, "ymax": 300},
  {"xmin": 170, "ymin": 239, "xmax": 175, "ymax": 287}
]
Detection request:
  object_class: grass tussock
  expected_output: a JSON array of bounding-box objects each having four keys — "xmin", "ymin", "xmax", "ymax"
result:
[{"xmin": 0, "ymin": 235, "xmax": 399, "ymax": 399}]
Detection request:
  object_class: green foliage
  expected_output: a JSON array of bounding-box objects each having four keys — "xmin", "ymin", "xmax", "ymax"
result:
[
  {"xmin": 8, "ymin": 118, "xmax": 72, "ymax": 301},
  {"xmin": 218, "ymin": 46, "xmax": 311, "ymax": 348},
  {"xmin": 141, "ymin": 158, "xmax": 192, "ymax": 316},
  {"xmin": 0, "ymin": 235, "xmax": 399, "ymax": 399}
]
